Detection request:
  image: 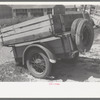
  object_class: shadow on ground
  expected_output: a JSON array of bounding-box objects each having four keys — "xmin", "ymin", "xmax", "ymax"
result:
[{"xmin": 49, "ymin": 57, "xmax": 100, "ymax": 82}]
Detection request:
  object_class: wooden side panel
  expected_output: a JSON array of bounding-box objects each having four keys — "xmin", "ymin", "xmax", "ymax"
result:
[
  {"xmin": 3, "ymin": 26, "xmax": 52, "ymax": 45},
  {"xmin": 47, "ymin": 38, "xmax": 64, "ymax": 54},
  {"xmin": 2, "ymin": 30, "xmax": 15, "ymax": 37},
  {"xmin": 1, "ymin": 15, "xmax": 51, "ymax": 33},
  {"xmin": 1, "ymin": 14, "xmax": 53, "ymax": 45},
  {"xmin": 14, "ymin": 20, "xmax": 51, "ymax": 34},
  {"xmin": 14, "ymin": 14, "xmax": 52, "ymax": 29},
  {"xmin": 44, "ymin": 33, "xmax": 73, "ymax": 54},
  {"xmin": 3, "ymin": 26, "xmax": 51, "ymax": 41},
  {"xmin": 2, "ymin": 20, "xmax": 51, "ymax": 37},
  {"xmin": 1, "ymin": 25, "xmax": 14, "ymax": 33}
]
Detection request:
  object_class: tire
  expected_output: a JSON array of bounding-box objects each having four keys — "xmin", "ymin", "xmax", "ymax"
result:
[
  {"xmin": 75, "ymin": 19, "xmax": 94, "ymax": 53},
  {"xmin": 71, "ymin": 18, "xmax": 83, "ymax": 41},
  {"xmin": 26, "ymin": 49, "xmax": 52, "ymax": 78}
]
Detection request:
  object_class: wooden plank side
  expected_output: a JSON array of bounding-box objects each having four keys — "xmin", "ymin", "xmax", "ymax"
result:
[
  {"xmin": 1, "ymin": 15, "xmax": 52, "ymax": 33},
  {"xmin": 15, "ymin": 20, "xmax": 51, "ymax": 34},
  {"xmin": 2, "ymin": 20, "xmax": 51, "ymax": 37},
  {"xmin": 2, "ymin": 30, "xmax": 15, "ymax": 37},
  {"xmin": 14, "ymin": 15, "xmax": 51, "ymax": 29},
  {"xmin": 1, "ymin": 26, "xmax": 14, "ymax": 33},
  {"xmin": 3, "ymin": 31, "xmax": 52, "ymax": 45},
  {"xmin": 3, "ymin": 26, "xmax": 52, "ymax": 42}
]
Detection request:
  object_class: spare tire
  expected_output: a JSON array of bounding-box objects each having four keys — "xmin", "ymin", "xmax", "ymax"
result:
[
  {"xmin": 75, "ymin": 19, "xmax": 94, "ymax": 53},
  {"xmin": 71, "ymin": 18, "xmax": 83, "ymax": 41}
]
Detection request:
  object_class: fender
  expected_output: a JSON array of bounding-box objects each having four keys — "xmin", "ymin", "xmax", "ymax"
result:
[{"xmin": 22, "ymin": 44, "xmax": 56, "ymax": 65}]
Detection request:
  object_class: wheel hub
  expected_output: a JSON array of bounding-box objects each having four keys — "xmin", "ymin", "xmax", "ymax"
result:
[
  {"xmin": 30, "ymin": 54, "xmax": 45, "ymax": 73},
  {"xmin": 34, "ymin": 59, "xmax": 42, "ymax": 64}
]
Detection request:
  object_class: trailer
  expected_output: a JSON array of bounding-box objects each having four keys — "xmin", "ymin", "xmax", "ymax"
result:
[{"xmin": 0, "ymin": 5, "xmax": 94, "ymax": 78}]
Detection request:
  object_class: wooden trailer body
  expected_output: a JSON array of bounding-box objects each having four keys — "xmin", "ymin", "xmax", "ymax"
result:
[
  {"xmin": 0, "ymin": 12, "xmax": 91, "ymax": 61},
  {"xmin": 0, "ymin": 12, "xmax": 86, "ymax": 61}
]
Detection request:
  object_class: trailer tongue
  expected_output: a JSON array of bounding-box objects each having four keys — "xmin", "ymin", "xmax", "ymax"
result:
[{"xmin": 0, "ymin": 5, "xmax": 94, "ymax": 78}]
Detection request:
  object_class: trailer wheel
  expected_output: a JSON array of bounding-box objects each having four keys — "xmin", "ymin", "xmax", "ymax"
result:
[
  {"xmin": 26, "ymin": 49, "xmax": 52, "ymax": 78},
  {"xmin": 75, "ymin": 19, "xmax": 94, "ymax": 53}
]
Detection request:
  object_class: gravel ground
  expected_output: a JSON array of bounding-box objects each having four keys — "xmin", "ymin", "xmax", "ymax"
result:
[{"xmin": 0, "ymin": 28, "xmax": 100, "ymax": 82}]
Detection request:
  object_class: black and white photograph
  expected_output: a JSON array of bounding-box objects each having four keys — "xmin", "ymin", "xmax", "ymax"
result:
[
  {"xmin": 0, "ymin": 1, "xmax": 100, "ymax": 98},
  {"xmin": 0, "ymin": 3, "xmax": 100, "ymax": 82}
]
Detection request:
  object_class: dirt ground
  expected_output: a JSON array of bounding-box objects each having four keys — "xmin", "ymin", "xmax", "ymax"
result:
[{"xmin": 0, "ymin": 28, "xmax": 100, "ymax": 82}]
